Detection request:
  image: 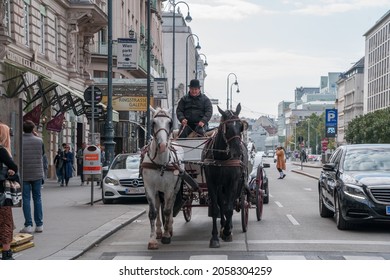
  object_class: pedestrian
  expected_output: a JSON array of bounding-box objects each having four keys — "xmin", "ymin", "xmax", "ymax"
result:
[
  {"xmin": 275, "ymin": 146, "xmax": 286, "ymax": 179},
  {"xmin": 300, "ymin": 149, "xmax": 307, "ymax": 163},
  {"xmin": 176, "ymin": 79, "xmax": 213, "ymax": 138},
  {"xmin": 61, "ymin": 144, "xmax": 74, "ymax": 187},
  {"xmin": 0, "ymin": 122, "xmax": 18, "ymax": 260},
  {"xmin": 76, "ymin": 142, "xmax": 86, "ymax": 186},
  {"xmin": 20, "ymin": 120, "xmax": 44, "ymax": 234},
  {"xmin": 53, "ymin": 149, "xmax": 63, "ymax": 183}
]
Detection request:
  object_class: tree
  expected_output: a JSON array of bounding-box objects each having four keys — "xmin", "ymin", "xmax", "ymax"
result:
[{"xmin": 345, "ymin": 107, "xmax": 390, "ymax": 144}]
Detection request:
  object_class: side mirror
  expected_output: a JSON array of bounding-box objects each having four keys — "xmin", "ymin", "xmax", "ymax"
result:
[
  {"xmin": 263, "ymin": 163, "xmax": 270, "ymax": 168},
  {"xmin": 323, "ymin": 162, "xmax": 336, "ymax": 172}
]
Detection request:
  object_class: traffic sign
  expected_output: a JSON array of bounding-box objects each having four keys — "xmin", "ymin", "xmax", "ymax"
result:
[{"xmin": 84, "ymin": 86, "xmax": 102, "ymax": 104}]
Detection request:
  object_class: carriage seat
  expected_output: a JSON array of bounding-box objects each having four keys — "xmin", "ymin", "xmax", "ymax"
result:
[{"xmin": 171, "ymin": 128, "xmax": 217, "ymax": 139}]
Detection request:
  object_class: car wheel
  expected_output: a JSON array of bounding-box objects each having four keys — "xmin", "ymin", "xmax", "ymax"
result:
[
  {"xmin": 335, "ymin": 192, "xmax": 351, "ymax": 230},
  {"xmin": 319, "ymin": 187, "xmax": 333, "ymax": 218}
]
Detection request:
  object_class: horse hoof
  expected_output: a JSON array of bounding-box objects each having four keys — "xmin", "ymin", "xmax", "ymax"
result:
[
  {"xmin": 161, "ymin": 237, "xmax": 171, "ymax": 244},
  {"xmin": 148, "ymin": 242, "xmax": 159, "ymax": 250},
  {"xmin": 221, "ymin": 232, "xmax": 233, "ymax": 242},
  {"xmin": 156, "ymin": 232, "xmax": 162, "ymax": 239},
  {"xmin": 209, "ymin": 239, "xmax": 220, "ymax": 248}
]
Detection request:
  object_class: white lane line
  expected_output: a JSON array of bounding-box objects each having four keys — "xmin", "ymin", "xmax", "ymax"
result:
[
  {"xmin": 344, "ymin": 255, "xmax": 385, "ymax": 260},
  {"xmin": 267, "ymin": 255, "xmax": 307, "ymax": 260},
  {"xmin": 249, "ymin": 240, "xmax": 390, "ymax": 246},
  {"xmin": 286, "ymin": 214, "xmax": 300, "ymax": 225},
  {"xmin": 113, "ymin": 256, "xmax": 152, "ymax": 260},
  {"xmin": 274, "ymin": 201, "xmax": 283, "ymax": 207},
  {"xmin": 190, "ymin": 255, "xmax": 228, "ymax": 260},
  {"xmin": 303, "ymin": 187, "xmax": 312, "ymax": 191}
]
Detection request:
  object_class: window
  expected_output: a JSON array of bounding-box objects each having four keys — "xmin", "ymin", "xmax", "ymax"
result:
[
  {"xmin": 4, "ymin": 0, "xmax": 11, "ymax": 35},
  {"xmin": 54, "ymin": 17, "xmax": 59, "ymax": 61},
  {"xmin": 23, "ymin": 0, "xmax": 30, "ymax": 46},
  {"xmin": 39, "ymin": 6, "xmax": 46, "ymax": 54}
]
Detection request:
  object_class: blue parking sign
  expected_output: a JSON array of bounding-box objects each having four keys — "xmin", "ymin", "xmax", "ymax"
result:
[{"xmin": 325, "ymin": 109, "xmax": 338, "ymax": 126}]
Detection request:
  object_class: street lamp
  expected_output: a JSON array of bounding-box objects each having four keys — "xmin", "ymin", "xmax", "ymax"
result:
[
  {"xmin": 196, "ymin": 53, "xmax": 208, "ymax": 80},
  {"xmin": 185, "ymin": 33, "xmax": 201, "ymax": 89},
  {"xmin": 169, "ymin": 0, "xmax": 192, "ymax": 128},
  {"xmin": 229, "ymin": 82, "xmax": 240, "ymax": 110},
  {"xmin": 226, "ymin": 72, "xmax": 238, "ymax": 110}
]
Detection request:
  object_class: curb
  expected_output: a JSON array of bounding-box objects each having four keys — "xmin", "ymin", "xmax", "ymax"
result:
[{"xmin": 291, "ymin": 169, "xmax": 318, "ymax": 180}]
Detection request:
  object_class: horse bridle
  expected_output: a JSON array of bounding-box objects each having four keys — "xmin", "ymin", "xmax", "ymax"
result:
[
  {"xmin": 152, "ymin": 111, "xmax": 173, "ymax": 138},
  {"xmin": 219, "ymin": 113, "xmax": 243, "ymax": 143}
]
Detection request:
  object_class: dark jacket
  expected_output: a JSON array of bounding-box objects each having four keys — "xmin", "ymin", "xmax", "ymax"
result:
[
  {"xmin": 176, "ymin": 93, "xmax": 213, "ymax": 126},
  {"xmin": 0, "ymin": 147, "xmax": 18, "ymax": 193}
]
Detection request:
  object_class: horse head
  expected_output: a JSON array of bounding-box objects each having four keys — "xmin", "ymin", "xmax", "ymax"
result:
[
  {"xmin": 216, "ymin": 103, "xmax": 244, "ymax": 158},
  {"xmin": 150, "ymin": 107, "xmax": 173, "ymax": 153}
]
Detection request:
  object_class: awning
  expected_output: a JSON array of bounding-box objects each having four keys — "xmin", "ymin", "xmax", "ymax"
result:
[{"xmin": 3, "ymin": 60, "xmax": 118, "ymax": 120}]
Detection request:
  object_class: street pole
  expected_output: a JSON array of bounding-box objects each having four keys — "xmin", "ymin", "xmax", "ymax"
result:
[
  {"xmin": 185, "ymin": 34, "xmax": 200, "ymax": 90},
  {"xmin": 226, "ymin": 72, "xmax": 238, "ymax": 110},
  {"xmin": 169, "ymin": 0, "xmax": 192, "ymax": 129},
  {"xmin": 104, "ymin": 0, "xmax": 115, "ymax": 166},
  {"xmin": 146, "ymin": 0, "xmax": 151, "ymax": 141}
]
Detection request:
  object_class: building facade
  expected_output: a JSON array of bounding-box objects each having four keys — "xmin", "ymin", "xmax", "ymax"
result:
[
  {"xmin": 0, "ymin": 0, "xmax": 168, "ymax": 178},
  {"xmin": 364, "ymin": 10, "xmax": 390, "ymax": 114}
]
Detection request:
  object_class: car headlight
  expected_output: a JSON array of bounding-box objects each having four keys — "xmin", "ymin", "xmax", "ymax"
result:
[
  {"xmin": 104, "ymin": 176, "xmax": 120, "ymax": 185},
  {"xmin": 343, "ymin": 184, "xmax": 366, "ymax": 199}
]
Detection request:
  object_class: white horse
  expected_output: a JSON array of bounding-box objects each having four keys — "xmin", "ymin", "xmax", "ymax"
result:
[{"xmin": 141, "ymin": 107, "xmax": 185, "ymax": 249}]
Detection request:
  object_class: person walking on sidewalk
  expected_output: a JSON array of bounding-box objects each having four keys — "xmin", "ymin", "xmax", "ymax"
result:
[
  {"xmin": 61, "ymin": 144, "xmax": 74, "ymax": 187},
  {"xmin": 0, "ymin": 122, "xmax": 19, "ymax": 260},
  {"xmin": 76, "ymin": 142, "xmax": 86, "ymax": 185},
  {"xmin": 54, "ymin": 149, "xmax": 64, "ymax": 183},
  {"xmin": 275, "ymin": 146, "xmax": 286, "ymax": 179},
  {"xmin": 20, "ymin": 120, "xmax": 44, "ymax": 234}
]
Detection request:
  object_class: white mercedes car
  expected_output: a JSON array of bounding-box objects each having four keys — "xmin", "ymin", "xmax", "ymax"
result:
[{"xmin": 102, "ymin": 153, "xmax": 145, "ymax": 204}]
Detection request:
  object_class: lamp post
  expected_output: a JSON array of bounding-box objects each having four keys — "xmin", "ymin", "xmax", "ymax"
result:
[
  {"xmin": 104, "ymin": 0, "xmax": 115, "ymax": 167},
  {"xmin": 196, "ymin": 53, "xmax": 208, "ymax": 80},
  {"xmin": 229, "ymin": 82, "xmax": 240, "ymax": 110},
  {"xmin": 185, "ymin": 33, "xmax": 201, "ymax": 89},
  {"xmin": 169, "ymin": 0, "xmax": 192, "ymax": 128},
  {"xmin": 226, "ymin": 72, "xmax": 238, "ymax": 110}
]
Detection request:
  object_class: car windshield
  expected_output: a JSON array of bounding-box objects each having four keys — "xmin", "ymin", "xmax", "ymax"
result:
[
  {"xmin": 111, "ymin": 154, "xmax": 140, "ymax": 170},
  {"xmin": 344, "ymin": 148, "xmax": 390, "ymax": 171}
]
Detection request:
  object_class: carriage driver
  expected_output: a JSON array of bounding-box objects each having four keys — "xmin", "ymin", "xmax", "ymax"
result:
[{"xmin": 176, "ymin": 79, "xmax": 213, "ymax": 138}]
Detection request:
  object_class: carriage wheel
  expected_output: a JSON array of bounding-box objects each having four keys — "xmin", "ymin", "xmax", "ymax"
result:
[
  {"xmin": 255, "ymin": 166, "xmax": 265, "ymax": 221},
  {"xmin": 182, "ymin": 198, "xmax": 193, "ymax": 222},
  {"xmin": 240, "ymin": 192, "xmax": 249, "ymax": 232},
  {"xmin": 255, "ymin": 180, "xmax": 264, "ymax": 221}
]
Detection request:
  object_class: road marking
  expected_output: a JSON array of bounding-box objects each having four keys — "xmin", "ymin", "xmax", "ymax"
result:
[
  {"xmin": 286, "ymin": 214, "xmax": 300, "ymax": 225},
  {"xmin": 304, "ymin": 187, "xmax": 312, "ymax": 191},
  {"xmin": 190, "ymin": 255, "xmax": 228, "ymax": 260},
  {"xmin": 274, "ymin": 201, "xmax": 283, "ymax": 207},
  {"xmin": 249, "ymin": 240, "xmax": 390, "ymax": 246},
  {"xmin": 343, "ymin": 255, "xmax": 385, "ymax": 260},
  {"xmin": 113, "ymin": 255, "xmax": 152, "ymax": 260},
  {"xmin": 267, "ymin": 255, "xmax": 306, "ymax": 260}
]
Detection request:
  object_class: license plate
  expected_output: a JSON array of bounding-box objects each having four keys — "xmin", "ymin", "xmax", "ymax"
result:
[
  {"xmin": 125, "ymin": 187, "xmax": 145, "ymax": 194},
  {"xmin": 386, "ymin": 206, "xmax": 390, "ymax": 215}
]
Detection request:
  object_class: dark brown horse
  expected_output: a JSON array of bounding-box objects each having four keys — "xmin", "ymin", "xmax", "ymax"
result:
[{"xmin": 201, "ymin": 103, "xmax": 248, "ymax": 248}]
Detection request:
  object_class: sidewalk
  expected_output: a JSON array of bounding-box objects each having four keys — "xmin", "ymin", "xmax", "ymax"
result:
[{"xmin": 11, "ymin": 177, "xmax": 146, "ymax": 260}]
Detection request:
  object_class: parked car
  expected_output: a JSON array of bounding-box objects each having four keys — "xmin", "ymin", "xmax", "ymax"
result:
[
  {"xmin": 249, "ymin": 152, "xmax": 270, "ymax": 203},
  {"xmin": 102, "ymin": 153, "xmax": 145, "ymax": 204},
  {"xmin": 318, "ymin": 144, "xmax": 390, "ymax": 230}
]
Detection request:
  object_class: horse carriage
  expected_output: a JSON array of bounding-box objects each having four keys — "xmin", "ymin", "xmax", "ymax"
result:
[{"xmin": 141, "ymin": 104, "xmax": 267, "ymax": 249}]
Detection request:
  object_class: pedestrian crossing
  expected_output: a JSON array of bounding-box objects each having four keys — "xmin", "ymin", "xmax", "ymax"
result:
[{"xmin": 97, "ymin": 251, "xmax": 390, "ymax": 260}]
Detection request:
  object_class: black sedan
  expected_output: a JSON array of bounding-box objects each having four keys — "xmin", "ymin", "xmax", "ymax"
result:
[{"xmin": 318, "ymin": 144, "xmax": 390, "ymax": 230}]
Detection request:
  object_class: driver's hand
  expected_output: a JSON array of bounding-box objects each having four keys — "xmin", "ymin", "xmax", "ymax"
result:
[
  {"xmin": 198, "ymin": 121, "xmax": 205, "ymax": 127},
  {"xmin": 181, "ymin": 119, "xmax": 188, "ymax": 126}
]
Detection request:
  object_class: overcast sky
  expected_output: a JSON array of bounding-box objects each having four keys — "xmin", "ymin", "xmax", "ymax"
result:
[{"xmin": 164, "ymin": 0, "xmax": 389, "ymax": 118}]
